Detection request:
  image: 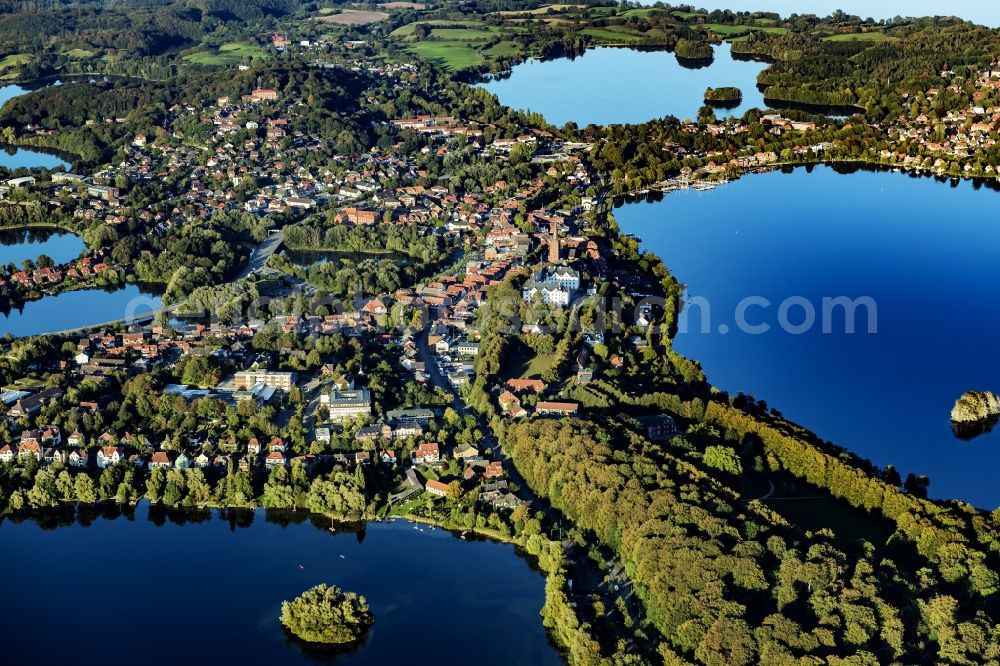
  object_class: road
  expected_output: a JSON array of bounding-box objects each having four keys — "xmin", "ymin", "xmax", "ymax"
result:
[
  {"xmin": 301, "ymin": 374, "xmax": 325, "ymax": 443},
  {"xmin": 30, "ymin": 232, "xmax": 286, "ymax": 339},
  {"xmin": 237, "ymin": 229, "xmax": 284, "ymax": 280}
]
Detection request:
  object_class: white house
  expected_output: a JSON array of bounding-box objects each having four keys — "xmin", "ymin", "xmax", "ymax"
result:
[{"xmin": 97, "ymin": 446, "xmax": 125, "ymax": 469}]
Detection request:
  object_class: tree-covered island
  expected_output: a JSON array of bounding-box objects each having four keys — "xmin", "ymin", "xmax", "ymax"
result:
[
  {"xmin": 704, "ymin": 86, "xmax": 742, "ymax": 105},
  {"xmin": 280, "ymin": 584, "xmax": 374, "ymax": 645}
]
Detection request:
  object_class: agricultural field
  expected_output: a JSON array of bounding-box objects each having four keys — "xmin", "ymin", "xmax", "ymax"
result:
[
  {"xmin": 578, "ymin": 27, "xmax": 646, "ymax": 44},
  {"xmin": 391, "ymin": 18, "xmax": 488, "ymax": 37},
  {"xmin": 617, "ymin": 7, "xmax": 670, "ymax": 19},
  {"xmin": 703, "ymin": 23, "xmax": 788, "ymax": 37},
  {"xmin": 183, "ymin": 42, "xmax": 264, "ymax": 66},
  {"xmin": 393, "ymin": 16, "xmax": 530, "ymax": 70},
  {"xmin": 380, "ymin": 1, "xmax": 429, "ymax": 8},
  {"xmin": 672, "ymin": 10, "xmax": 706, "ymax": 20},
  {"xmin": 484, "ymin": 41, "xmax": 521, "ymax": 58},
  {"xmin": 496, "ymin": 4, "xmax": 587, "ymax": 16},
  {"xmin": 821, "ymin": 31, "xmax": 897, "ymax": 41},
  {"xmin": 405, "ymin": 41, "xmax": 485, "ymax": 70},
  {"xmin": 315, "ymin": 9, "xmax": 390, "ymax": 25}
]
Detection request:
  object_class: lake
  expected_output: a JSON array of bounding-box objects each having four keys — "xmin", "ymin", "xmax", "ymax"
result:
[
  {"xmin": 0, "ymin": 81, "xmax": 71, "ymax": 170},
  {"xmin": 0, "ymin": 284, "xmax": 162, "ymax": 338},
  {"xmin": 615, "ymin": 165, "xmax": 1000, "ymax": 509},
  {"xmin": 0, "ymin": 144, "xmax": 70, "ymax": 170},
  {"xmin": 663, "ymin": 1, "xmax": 1000, "ymax": 28},
  {"xmin": 0, "ymin": 227, "xmax": 85, "ymax": 267},
  {"xmin": 0, "ymin": 506, "xmax": 561, "ymax": 666},
  {"xmin": 479, "ymin": 44, "xmax": 767, "ymax": 126}
]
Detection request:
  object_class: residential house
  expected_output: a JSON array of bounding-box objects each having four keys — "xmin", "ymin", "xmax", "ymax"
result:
[
  {"xmin": 97, "ymin": 446, "xmax": 125, "ymax": 468},
  {"xmin": 425, "ymin": 479, "xmax": 449, "ymax": 497},
  {"xmin": 411, "ymin": 442, "xmax": 440, "ymax": 465},
  {"xmin": 535, "ymin": 401, "xmax": 580, "ymax": 416}
]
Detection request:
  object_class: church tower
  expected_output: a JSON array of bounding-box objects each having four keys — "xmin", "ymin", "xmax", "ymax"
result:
[{"xmin": 548, "ymin": 219, "xmax": 560, "ymax": 264}]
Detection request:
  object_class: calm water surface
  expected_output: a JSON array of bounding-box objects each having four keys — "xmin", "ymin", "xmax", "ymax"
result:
[
  {"xmin": 616, "ymin": 165, "xmax": 1000, "ymax": 508},
  {"xmin": 663, "ymin": 2, "xmax": 1000, "ymax": 27},
  {"xmin": 0, "ymin": 228, "xmax": 84, "ymax": 267},
  {"xmin": 0, "ymin": 284, "xmax": 161, "ymax": 337},
  {"xmin": 480, "ymin": 44, "xmax": 767, "ymax": 126},
  {"xmin": 0, "ymin": 507, "xmax": 561, "ymax": 665},
  {"xmin": 0, "ymin": 81, "xmax": 71, "ymax": 170}
]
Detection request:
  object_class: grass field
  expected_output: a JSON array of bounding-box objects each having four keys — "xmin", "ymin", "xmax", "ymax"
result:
[
  {"xmin": 406, "ymin": 41, "xmax": 485, "ymax": 70},
  {"xmin": 391, "ymin": 18, "xmax": 487, "ymax": 37},
  {"xmin": 503, "ymin": 341, "xmax": 556, "ymax": 380},
  {"xmin": 673, "ymin": 10, "xmax": 707, "ymax": 19},
  {"xmin": 497, "ymin": 3, "xmax": 586, "ymax": 15},
  {"xmin": 822, "ymin": 31, "xmax": 896, "ymax": 42},
  {"xmin": 183, "ymin": 42, "xmax": 264, "ymax": 66},
  {"xmin": 617, "ymin": 7, "xmax": 669, "ymax": 18},
  {"xmin": 484, "ymin": 40, "xmax": 521, "ymax": 57},
  {"xmin": 703, "ymin": 23, "xmax": 788, "ymax": 36},
  {"xmin": 380, "ymin": 1, "xmax": 429, "ymax": 8},
  {"xmin": 394, "ymin": 18, "xmax": 526, "ymax": 69},
  {"xmin": 0, "ymin": 53, "xmax": 32, "ymax": 70},
  {"xmin": 747, "ymin": 473, "xmax": 894, "ymax": 552},
  {"xmin": 430, "ymin": 27, "xmax": 495, "ymax": 41},
  {"xmin": 579, "ymin": 27, "xmax": 645, "ymax": 43},
  {"xmin": 63, "ymin": 48, "xmax": 96, "ymax": 58},
  {"xmin": 702, "ymin": 23, "xmax": 749, "ymax": 36}
]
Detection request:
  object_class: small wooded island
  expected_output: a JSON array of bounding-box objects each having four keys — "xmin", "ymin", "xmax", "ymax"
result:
[
  {"xmin": 951, "ymin": 390, "xmax": 1000, "ymax": 439},
  {"xmin": 280, "ymin": 584, "xmax": 375, "ymax": 646},
  {"xmin": 674, "ymin": 38, "xmax": 714, "ymax": 63},
  {"xmin": 704, "ymin": 86, "xmax": 742, "ymax": 104},
  {"xmin": 950, "ymin": 390, "xmax": 1000, "ymax": 423}
]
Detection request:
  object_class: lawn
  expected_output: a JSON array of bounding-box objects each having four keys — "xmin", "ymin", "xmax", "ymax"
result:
[
  {"xmin": 748, "ymin": 473, "xmax": 894, "ymax": 552},
  {"xmin": 822, "ymin": 31, "xmax": 896, "ymax": 42},
  {"xmin": 484, "ymin": 40, "xmax": 521, "ymax": 57},
  {"xmin": 579, "ymin": 27, "xmax": 646, "ymax": 43},
  {"xmin": 429, "ymin": 27, "xmax": 495, "ymax": 42},
  {"xmin": 503, "ymin": 340, "xmax": 556, "ymax": 380},
  {"xmin": 63, "ymin": 48, "xmax": 96, "ymax": 58},
  {"xmin": 673, "ymin": 10, "xmax": 707, "ymax": 19},
  {"xmin": 183, "ymin": 42, "xmax": 265, "ymax": 66},
  {"xmin": 0, "ymin": 53, "xmax": 32, "ymax": 70},
  {"xmin": 766, "ymin": 496, "xmax": 893, "ymax": 551}
]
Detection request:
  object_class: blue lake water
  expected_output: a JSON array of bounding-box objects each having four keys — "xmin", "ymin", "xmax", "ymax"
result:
[
  {"xmin": 0, "ymin": 81, "xmax": 71, "ymax": 170},
  {"xmin": 0, "ymin": 227, "xmax": 84, "ymax": 267},
  {"xmin": 0, "ymin": 507, "xmax": 561, "ymax": 665},
  {"xmin": 0, "ymin": 284, "xmax": 162, "ymax": 338},
  {"xmin": 666, "ymin": 2, "xmax": 1000, "ymax": 28},
  {"xmin": 479, "ymin": 44, "xmax": 767, "ymax": 126},
  {"xmin": 616, "ymin": 165, "xmax": 1000, "ymax": 508},
  {"xmin": 0, "ymin": 144, "xmax": 70, "ymax": 170}
]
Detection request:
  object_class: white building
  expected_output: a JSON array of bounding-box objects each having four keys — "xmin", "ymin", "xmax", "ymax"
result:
[
  {"xmin": 325, "ymin": 388, "xmax": 372, "ymax": 423},
  {"xmin": 522, "ymin": 266, "xmax": 581, "ymax": 308},
  {"xmin": 233, "ymin": 370, "xmax": 296, "ymax": 392}
]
